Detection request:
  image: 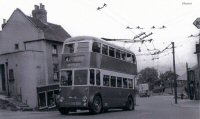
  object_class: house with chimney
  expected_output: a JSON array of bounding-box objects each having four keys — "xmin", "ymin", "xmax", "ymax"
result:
[{"xmin": 0, "ymin": 3, "xmax": 71, "ymax": 109}]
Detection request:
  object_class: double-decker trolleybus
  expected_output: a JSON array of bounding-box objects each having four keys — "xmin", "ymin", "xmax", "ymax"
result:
[{"xmin": 56, "ymin": 36, "xmax": 137, "ymax": 114}]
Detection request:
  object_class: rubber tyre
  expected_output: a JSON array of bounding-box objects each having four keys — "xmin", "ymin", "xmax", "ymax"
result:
[
  {"xmin": 58, "ymin": 107, "xmax": 69, "ymax": 115},
  {"xmin": 90, "ymin": 95, "xmax": 102, "ymax": 114},
  {"xmin": 124, "ymin": 97, "xmax": 134, "ymax": 111}
]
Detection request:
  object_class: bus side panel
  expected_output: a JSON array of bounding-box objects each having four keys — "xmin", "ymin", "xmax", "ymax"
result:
[
  {"xmin": 121, "ymin": 89, "xmax": 135, "ymax": 103},
  {"xmin": 90, "ymin": 52, "xmax": 137, "ymax": 75}
]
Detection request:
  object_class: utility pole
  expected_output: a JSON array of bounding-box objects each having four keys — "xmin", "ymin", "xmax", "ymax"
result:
[
  {"xmin": 172, "ymin": 42, "xmax": 177, "ymax": 104},
  {"xmin": 186, "ymin": 62, "xmax": 190, "ymax": 99}
]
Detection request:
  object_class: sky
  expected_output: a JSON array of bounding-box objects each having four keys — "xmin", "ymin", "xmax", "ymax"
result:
[{"xmin": 0, "ymin": 0, "xmax": 200, "ymax": 75}]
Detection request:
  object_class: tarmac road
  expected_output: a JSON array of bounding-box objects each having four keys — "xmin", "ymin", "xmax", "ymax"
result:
[{"xmin": 0, "ymin": 95, "xmax": 199, "ymax": 119}]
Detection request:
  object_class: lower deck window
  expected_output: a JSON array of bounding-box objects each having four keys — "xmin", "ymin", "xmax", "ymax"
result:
[
  {"xmin": 74, "ymin": 70, "xmax": 88, "ymax": 85},
  {"xmin": 96, "ymin": 70, "xmax": 101, "ymax": 86},
  {"xmin": 60, "ymin": 70, "xmax": 72, "ymax": 86},
  {"xmin": 111, "ymin": 76, "xmax": 116, "ymax": 87},
  {"xmin": 123, "ymin": 78, "xmax": 128, "ymax": 88},
  {"xmin": 90, "ymin": 69, "xmax": 95, "ymax": 85},
  {"xmin": 128, "ymin": 79, "xmax": 133, "ymax": 88},
  {"xmin": 117, "ymin": 77, "xmax": 122, "ymax": 88},
  {"xmin": 103, "ymin": 75, "xmax": 110, "ymax": 86}
]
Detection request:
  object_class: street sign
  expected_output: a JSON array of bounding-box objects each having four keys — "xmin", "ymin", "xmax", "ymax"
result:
[{"xmin": 193, "ymin": 18, "xmax": 200, "ymax": 29}]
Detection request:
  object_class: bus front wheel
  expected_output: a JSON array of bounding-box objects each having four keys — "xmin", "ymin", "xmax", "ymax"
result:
[
  {"xmin": 124, "ymin": 97, "xmax": 134, "ymax": 111},
  {"xmin": 58, "ymin": 107, "xmax": 69, "ymax": 115},
  {"xmin": 90, "ymin": 95, "xmax": 102, "ymax": 114}
]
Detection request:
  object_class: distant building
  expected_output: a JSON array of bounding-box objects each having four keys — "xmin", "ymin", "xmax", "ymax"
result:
[
  {"xmin": 193, "ymin": 39, "xmax": 200, "ymax": 99},
  {"xmin": 0, "ymin": 4, "xmax": 71, "ymax": 109}
]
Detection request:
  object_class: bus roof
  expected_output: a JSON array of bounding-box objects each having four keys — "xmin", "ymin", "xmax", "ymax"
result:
[{"xmin": 64, "ymin": 36, "xmax": 135, "ymax": 55}]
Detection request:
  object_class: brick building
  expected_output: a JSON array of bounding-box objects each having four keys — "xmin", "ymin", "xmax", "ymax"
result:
[{"xmin": 0, "ymin": 4, "xmax": 71, "ymax": 109}]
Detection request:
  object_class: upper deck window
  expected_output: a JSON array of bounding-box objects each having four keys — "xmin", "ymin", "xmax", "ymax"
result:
[
  {"xmin": 102, "ymin": 44, "xmax": 108, "ymax": 55},
  {"xmin": 60, "ymin": 70, "xmax": 72, "ymax": 86},
  {"xmin": 126, "ymin": 53, "xmax": 133, "ymax": 62},
  {"xmin": 116, "ymin": 49, "xmax": 121, "ymax": 59},
  {"xmin": 77, "ymin": 42, "xmax": 89, "ymax": 52},
  {"xmin": 74, "ymin": 70, "xmax": 88, "ymax": 85},
  {"xmin": 121, "ymin": 51, "xmax": 126, "ymax": 60},
  {"xmin": 64, "ymin": 43, "xmax": 75, "ymax": 53},
  {"xmin": 92, "ymin": 42, "xmax": 101, "ymax": 53},
  {"xmin": 109, "ymin": 47, "xmax": 115, "ymax": 57},
  {"xmin": 132, "ymin": 55, "xmax": 136, "ymax": 63}
]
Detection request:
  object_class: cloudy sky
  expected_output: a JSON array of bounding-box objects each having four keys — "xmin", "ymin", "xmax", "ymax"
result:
[{"xmin": 0, "ymin": 0, "xmax": 200, "ymax": 75}]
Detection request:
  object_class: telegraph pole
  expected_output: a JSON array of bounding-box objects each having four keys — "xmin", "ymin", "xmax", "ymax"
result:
[{"xmin": 172, "ymin": 42, "xmax": 177, "ymax": 104}]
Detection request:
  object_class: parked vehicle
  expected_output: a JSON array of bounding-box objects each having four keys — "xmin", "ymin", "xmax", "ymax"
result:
[{"xmin": 139, "ymin": 83, "xmax": 150, "ymax": 97}]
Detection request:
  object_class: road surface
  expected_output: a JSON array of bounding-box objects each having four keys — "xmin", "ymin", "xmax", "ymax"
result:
[{"xmin": 0, "ymin": 95, "xmax": 199, "ymax": 119}]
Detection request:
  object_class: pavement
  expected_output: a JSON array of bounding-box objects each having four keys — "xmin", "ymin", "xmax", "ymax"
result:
[
  {"xmin": 0, "ymin": 94, "xmax": 33, "ymax": 111},
  {"xmin": 171, "ymin": 98, "xmax": 200, "ymax": 108}
]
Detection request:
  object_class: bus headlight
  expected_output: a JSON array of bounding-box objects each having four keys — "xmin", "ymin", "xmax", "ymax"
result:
[
  {"xmin": 59, "ymin": 97, "xmax": 64, "ymax": 102},
  {"xmin": 82, "ymin": 96, "xmax": 87, "ymax": 103}
]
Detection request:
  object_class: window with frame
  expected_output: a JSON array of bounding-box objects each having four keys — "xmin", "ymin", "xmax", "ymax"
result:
[
  {"xmin": 116, "ymin": 49, "xmax": 121, "ymax": 59},
  {"xmin": 126, "ymin": 53, "xmax": 132, "ymax": 62},
  {"xmin": 9, "ymin": 69, "xmax": 14, "ymax": 81},
  {"xmin": 103, "ymin": 75, "xmax": 110, "ymax": 86},
  {"xmin": 60, "ymin": 70, "xmax": 72, "ymax": 86},
  {"xmin": 92, "ymin": 42, "xmax": 101, "ymax": 53},
  {"xmin": 74, "ymin": 70, "xmax": 88, "ymax": 85},
  {"xmin": 121, "ymin": 51, "xmax": 126, "ymax": 60},
  {"xmin": 53, "ymin": 64, "xmax": 59, "ymax": 81},
  {"xmin": 123, "ymin": 78, "xmax": 128, "ymax": 88},
  {"xmin": 132, "ymin": 55, "xmax": 136, "ymax": 63},
  {"xmin": 111, "ymin": 76, "xmax": 116, "ymax": 87},
  {"xmin": 64, "ymin": 43, "xmax": 75, "ymax": 53},
  {"xmin": 117, "ymin": 77, "xmax": 122, "ymax": 88},
  {"xmin": 15, "ymin": 44, "xmax": 19, "ymax": 50},
  {"xmin": 52, "ymin": 45, "xmax": 58, "ymax": 55},
  {"xmin": 102, "ymin": 44, "xmax": 108, "ymax": 55},
  {"xmin": 128, "ymin": 79, "xmax": 133, "ymax": 88},
  {"xmin": 96, "ymin": 70, "xmax": 101, "ymax": 86},
  {"xmin": 109, "ymin": 47, "xmax": 115, "ymax": 57},
  {"xmin": 77, "ymin": 42, "xmax": 89, "ymax": 52},
  {"xmin": 90, "ymin": 69, "xmax": 95, "ymax": 85}
]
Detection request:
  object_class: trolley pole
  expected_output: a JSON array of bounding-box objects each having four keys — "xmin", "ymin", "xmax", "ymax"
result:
[{"xmin": 172, "ymin": 42, "xmax": 178, "ymax": 104}]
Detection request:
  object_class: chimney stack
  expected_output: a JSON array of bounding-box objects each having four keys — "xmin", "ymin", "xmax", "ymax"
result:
[
  {"xmin": 2, "ymin": 19, "xmax": 6, "ymax": 29},
  {"xmin": 32, "ymin": 3, "xmax": 47, "ymax": 23}
]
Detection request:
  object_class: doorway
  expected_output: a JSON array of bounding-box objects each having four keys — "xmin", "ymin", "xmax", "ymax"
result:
[{"xmin": 0, "ymin": 64, "xmax": 6, "ymax": 91}]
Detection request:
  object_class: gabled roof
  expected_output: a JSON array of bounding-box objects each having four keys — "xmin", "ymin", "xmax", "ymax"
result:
[
  {"xmin": 26, "ymin": 16, "xmax": 71, "ymax": 42},
  {"xmin": 3, "ymin": 8, "xmax": 71, "ymax": 43}
]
